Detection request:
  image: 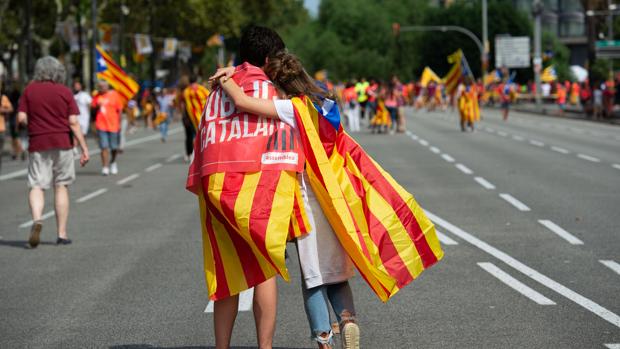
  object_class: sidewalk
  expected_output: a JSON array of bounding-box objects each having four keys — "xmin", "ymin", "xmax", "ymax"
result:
[{"xmin": 502, "ymin": 102, "xmax": 620, "ymax": 126}]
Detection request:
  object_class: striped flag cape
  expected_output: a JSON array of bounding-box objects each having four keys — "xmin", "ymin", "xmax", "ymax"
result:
[
  {"xmin": 95, "ymin": 45, "xmax": 139, "ymax": 104},
  {"xmin": 183, "ymin": 83, "xmax": 210, "ymax": 130},
  {"xmin": 292, "ymin": 96, "xmax": 443, "ymax": 301}
]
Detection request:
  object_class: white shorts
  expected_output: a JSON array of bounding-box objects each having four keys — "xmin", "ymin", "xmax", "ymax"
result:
[{"xmin": 28, "ymin": 149, "xmax": 76, "ymax": 189}]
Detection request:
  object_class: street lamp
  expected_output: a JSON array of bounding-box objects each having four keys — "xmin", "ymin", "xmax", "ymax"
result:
[{"xmin": 532, "ymin": 0, "xmax": 544, "ymax": 107}]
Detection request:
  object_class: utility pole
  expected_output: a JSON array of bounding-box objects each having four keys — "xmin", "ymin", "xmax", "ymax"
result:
[
  {"xmin": 90, "ymin": 0, "xmax": 97, "ymax": 91},
  {"xmin": 149, "ymin": 1, "xmax": 156, "ymax": 86},
  {"xmin": 608, "ymin": 0, "xmax": 614, "ymax": 77},
  {"xmin": 482, "ymin": 0, "xmax": 489, "ymax": 75},
  {"xmin": 533, "ymin": 0, "xmax": 543, "ymax": 107},
  {"xmin": 25, "ymin": 0, "xmax": 33, "ymax": 79},
  {"xmin": 76, "ymin": 0, "xmax": 84, "ymax": 83}
]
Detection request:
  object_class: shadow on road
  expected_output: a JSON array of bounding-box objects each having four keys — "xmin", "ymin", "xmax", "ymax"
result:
[
  {"xmin": 0, "ymin": 240, "xmax": 56, "ymax": 249},
  {"xmin": 109, "ymin": 346, "xmax": 313, "ymax": 349}
]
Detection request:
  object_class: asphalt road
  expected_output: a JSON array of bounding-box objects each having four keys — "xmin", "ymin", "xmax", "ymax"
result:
[{"xmin": 1, "ymin": 108, "xmax": 618, "ymax": 349}]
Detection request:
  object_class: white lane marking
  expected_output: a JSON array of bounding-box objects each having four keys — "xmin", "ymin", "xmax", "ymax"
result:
[
  {"xmin": 436, "ymin": 231, "xmax": 458, "ymax": 245},
  {"xmin": 604, "ymin": 344, "xmax": 620, "ymax": 349},
  {"xmin": 425, "ymin": 210, "xmax": 620, "ymax": 329},
  {"xmin": 0, "ymin": 128, "xmax": 182, "ymax": 182},
  {"xmin": 405, "ymin": 130, "xmax": 412, "ymax": 136},
  {"xmin": 429, "ymin": 146, "xmax": 441, "ymax": 154},
  {"xmin": 76, "ymin": 188, "xmax": 108, "ymax": 203},
  {"xmin": 418, "ymin": 139, "xmax": 429, "ymax": 146},
  {"xmin": 441, "ymin": 154, "xmax": 455, "ymax": 163},
  {"xmin": 613, "ymin": 164, "xmax": 620, "ymax": 170},
  {"xmin": 577, "ymin": 154, "xmax": 601, "ymax": 163},
  {"xmin": 474, "ymin": 176, "xmax": 496, "ymax": 190},
  {"xmin": 499, "ymin": 193, "xmax": 531, "ymax": 211},
  {"xmin": 410, "ymin": 134, "xmax": 419, "ymax": 141},
  {"xmin": 116, "ymin": 173, "xmax": 140, "ymax": 186},
  {"xmin": 166, "ymin": 153, "xmax": 182, "ymax": 162},
  {"xmin": 145, "ymin": 163, "xmax": 163, "ymax": 172},
  {"xmin": 19, "ymin": 211, "xmax": 56, "ymax": 228},
  {"xmin": 455, "ymin": 163, "xmax": 473, "ymax": 175},
  {"xmin": 550, "ymin": 146, "xmax": 570, "ymax": 154},
  {"xmin": 497, "ymin": 131, "xmax": 508, "ymax": 137},
  {"xmin": 512, "ymin": 135, "xmax": 524, "ymax": 141},
  {"xmin": 486, "ymin": 127, "xmax": 495, "ymax": 133},
  {"xmin": 478, "ymin": 262, "xmax": 555, "ymax": 305},
  {"xmin": 205, "ymin": 287, "xmax": 254, "ymax": 313},
  {"xmin": 538, "ymin": 220, "xmax": 584, "ymax": 245},
  {"xmin": 529, "ymin": 140, "xmax": 545, "ymax": 147},
  {"xmin": 600, "ymin": 260, "xmax": 620, "ymax": 276}
]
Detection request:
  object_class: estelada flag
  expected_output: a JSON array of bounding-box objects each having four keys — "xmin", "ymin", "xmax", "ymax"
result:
[
  {"xmin": 292, "ymin": 96, "xmax": 444, "ymax": 301},
  {"xmin": 183, "ymin": 83, "xmax": 210, "ymax": 130},
  {"xmin": 95, "ymin": 45, "xmax": 139, "ymax": 104},
  {"xmin": 444, "ymin": 49, "xmax": 463, "ymax": 96}
]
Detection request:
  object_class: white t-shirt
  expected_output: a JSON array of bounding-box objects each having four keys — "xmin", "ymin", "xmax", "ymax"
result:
[
  {"xmin": 274, "ymin": 98, "xmax": 354, "ymax": 288},
  {"xmin": 74, "ymin": 91, "xmax": 92, "ymax": 120}
]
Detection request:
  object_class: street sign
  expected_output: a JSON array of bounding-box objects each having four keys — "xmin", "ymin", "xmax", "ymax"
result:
[
  {"xmin": 495, "ymin": 36, "xmax": 531, "ymax": 68},
  {"xmin": 595, "ymin": 40, "xmax": 620, "ymax": 58}
]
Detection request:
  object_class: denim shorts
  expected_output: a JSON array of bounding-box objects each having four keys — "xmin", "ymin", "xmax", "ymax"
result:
[{"xmin": 97, "ymin": 130, "xmax": 119, "ymax": 150}]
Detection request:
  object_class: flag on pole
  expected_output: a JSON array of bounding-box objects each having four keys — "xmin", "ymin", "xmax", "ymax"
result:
[
  {"xmin": 292, "ymin": 96, "xmax": 444, "ymax": 301},
  {"xmin": 541, "ymin": 65, "xmax": 557, "ymax": 82},
  {"xmin": 95, "ymin": 45, "xmax": 139, "ymax": 104},
  {"xmin": 420, "ymin": 67, "xmax": 441, "ymax": 87},
  {"xmin": 443, "ymin": 49, "xmax": 473, "ymax": 95}
]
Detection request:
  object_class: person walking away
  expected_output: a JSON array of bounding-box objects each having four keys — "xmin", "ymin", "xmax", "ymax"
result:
[
  {"xmin": 384, "ymin": 82, "xmax": 399, "ymax": 134},
  {"xmin": 593, "ymin": 83, "xmax": 603, "ymax": 120},
  {"xmin": 0, "ymin": 83, "xmax": 14, "ymax": 172},
  {"xmin": 155, "ymin": 87, "xmax": 175, "ymax": 142},
  {"xmin": 342, "ymin": 82, "xmax": 360, "ymax": 132},
  {"xmin": 497, "ymin": 81, "xmax": 511, "ymax": 121},
  {"xmin": 7, "ymin": 82, "xmax": 25, "ymax": 160},
  {"xmin": 556, "ymin": 82, "xmax": 567, "ymax": 116},
  {"xmin": 92, "ymin": 80, "xmax": 122, "ymax": 175},
  {"xmin": 354, "ymin": 78, "xmax": 369, "ymax": 121},
  {"xmin": 580, "ymin": 81, "xmax": 592, "ymax": 116},
  {"xmin": 73, "ymin": 81, "xmax": 92, "ymax": 136},
  {"xmin": 16, "ymin": 56, "xmax": 89, "ymax": 248},
  {"xmin": 570, "ymin": 81, "xmax": 580, "ymax": 106},
  {"xmin": 181, "ymin": 76, "xmax": 209, "ymax": 162}
]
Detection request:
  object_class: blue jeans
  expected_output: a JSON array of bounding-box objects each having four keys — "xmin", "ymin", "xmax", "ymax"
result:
[
  {"xmin": 159, "ymin": 119, "xmax": 170, "ymax": 140},
  {"xmin": 302, "ymin": 280, "xmax": 356, "ymax": 344}
]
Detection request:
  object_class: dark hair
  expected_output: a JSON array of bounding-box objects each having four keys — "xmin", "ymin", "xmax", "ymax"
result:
[
  {"xmin": 239, "ymin": 25, "xmax": 285, "ymax": 67},
  {"xmin": 264, "ymin": 51, "xmax": 328, "ymax": 105}
]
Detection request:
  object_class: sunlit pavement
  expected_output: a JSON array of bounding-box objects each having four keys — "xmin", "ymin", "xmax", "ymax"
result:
[{"xmin": 1, "ymin": 110, "xmax": 619, "ymax": 348}]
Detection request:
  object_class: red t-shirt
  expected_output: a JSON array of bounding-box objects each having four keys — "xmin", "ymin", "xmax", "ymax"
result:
[{"xmin": 18, "ymin": 81, "xmax": 79, "ymax": 152}]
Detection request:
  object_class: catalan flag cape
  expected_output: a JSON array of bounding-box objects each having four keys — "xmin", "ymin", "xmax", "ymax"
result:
[
  {"xmin": 186, "ymin": 63, "xmax": 309, "ymax": 301},
  {"xmin": 458, "ymin": 85, "xmax": 480, "ymax": 123},
  {"xmin": 95, "ymin": 45, "xmax": 139, "ymax": 104},
  {"xmin": 292, "ymin": 96, "xmax": 443, "ymax": 301},
  {"xmin": 183, "ymin": 83, "xmax": 210, "ymax": 130}
]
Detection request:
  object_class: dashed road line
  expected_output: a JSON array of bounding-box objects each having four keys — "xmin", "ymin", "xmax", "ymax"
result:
[
  {"xmin": 418, "ymin": 139, "xmax": 429, "ymax": 146},
  {"xmin": 529, "ymin": 140, "xmax": 545, "ymax": 147},
  {"xmin": 613, "ymin": 164, "xmax": 620, "ymax": 170},
  {"xmin": 19, "ymin": 211, "xmax": 56, "ymax": 228},
  {"xmin": 478, "ymin": 262, "xmax": 555, "ymax": 305},
  {"xmin": 497, "ymin": 131, "xmax": 508, "ymax": 137},
  {"xmin": 474, "ymin": 176, "xmax": 496, "ymax": 190},
  {"xmin": 410, "ymin": 134, "xmax": 419, "ymax": 141},
  {"xmin": 455, "ymin": 163, "xmax": 473, "ymax": 175},
  {"xmin": 429, "ymin": 146, "xmax": 441, "ymax": 154},
  {"xmin": 205, "ymin": 287, "xmax": 254, "ymax": 313},
  {"xmin": 145, "ymin": 163, "xmax": 163, "ymax": 172},
  {"xmin": 604, "ymin": 344, "xmax": 620, "ymax": 349},
  {"xmin": 512, "ymin": 135, "xmax": 524, "ymax": 141},
  {"xmin": 538, "ymin": 220, "xmax": 584, "ymax": 245},
  {"xmin": 441, "ymin": 154, "xmax": 455, "ymax": 163},
  {"xmin": 550, "ymin": 146, "xmax": 570, "ymax": 154},
  {"xmin": 76, "ymin": 188, "xmax": 108, "ymax": 203},
  {"xmin": 166, "ymin": 153, "xmax": 182, "ymax": 162},
  {"xmin": 499, "ymin": 193, "xmax": 531, "ymax": 211},
  {"xmin": 425, "ymin": 210, "xmax": 620, "ymax": 329},
  {"xmin": 116, "ymin": 173, "xmax": 140, "ymax": 186},
  {"xmin": 600, "ymin": 260, "xmax": 620, "ymax": 276},
  {"xmin": 577, "ymin": 154, "xmax": 601, "ymax": 163},
  {"xmin": 436, "ymin": 231, "xmax": 458, "ymax": 245}
]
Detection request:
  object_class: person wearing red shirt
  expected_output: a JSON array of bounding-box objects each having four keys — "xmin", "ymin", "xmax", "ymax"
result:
[
  {"xmin": 17, "ymin": 56, "xmax": 89, "ymax": 247},
  {"xmin": 92, "ymin": 80, "xmax": 123, "ymax": 175}
]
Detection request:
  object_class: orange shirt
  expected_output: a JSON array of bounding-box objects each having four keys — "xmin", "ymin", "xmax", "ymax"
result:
[
  {"xmin": 93, "ymin": 90, "xmax": 123, "ymax": 132},
  {"xmin": 0, "ymin": 95, "xmax": 12, "ymax": 132}
]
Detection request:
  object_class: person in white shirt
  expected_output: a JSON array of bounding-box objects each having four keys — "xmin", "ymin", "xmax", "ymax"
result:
[{"xmin": 73, "ymin": 81, "xmax": 92, "ymax": 135}]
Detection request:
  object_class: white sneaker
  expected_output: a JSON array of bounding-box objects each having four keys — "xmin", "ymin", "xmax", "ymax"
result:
[
  {"xmin": 101, "ymin": 166, "xmax": 110, "ymax": 176},
  {"xmin": 341, "ymin": 322, "xmax": 360, "ymax": 349},
  {"xmin": 110, "ymin": 162, "xmax": 118, "ymax": 175}
]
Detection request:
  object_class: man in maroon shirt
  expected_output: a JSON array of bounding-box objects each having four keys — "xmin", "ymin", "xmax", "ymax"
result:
[{"xmin": 17, "ymin": 56, "xmax": 89, "ymax": 248}]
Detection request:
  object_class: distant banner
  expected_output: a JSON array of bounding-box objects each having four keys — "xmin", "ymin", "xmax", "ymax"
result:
[
  {"xmin": 163, "ymin": 38, "xmax": 178, "ymax": 59},
  {"xmin": 134, "ymin": 34, "xmax": 153, "ymax": 55},
  {"xmin": 178, "ymin": 42, "xmax": 192, "ymax": 62},
  {"xmin": 98, "ymin": 24, "xmax": 119, "ymax": 52},
  {"xmin": 56, "ymin": 20, "xmax": 83, "ymax": 53}
]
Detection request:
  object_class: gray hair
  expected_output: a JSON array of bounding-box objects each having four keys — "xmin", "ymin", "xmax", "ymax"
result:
[{"xmin": 33, "ymin": 56, "xmax": 66, "ymax": 84}]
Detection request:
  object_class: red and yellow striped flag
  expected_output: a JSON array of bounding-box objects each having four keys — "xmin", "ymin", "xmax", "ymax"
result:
[
  {"xmin": 292, "ymin": 96, "xmax": 444, "ymax": 301},
  {"xmin": 95, "ymin": 45, "xmax": 139, "ymax": 104},
  {"xmin": 444, "ymin": 49, "xmax": 464, "ymax": 96},
  {"xmin": 183, "ymin": 83, "xmax": 210, "ymax": 130}
]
